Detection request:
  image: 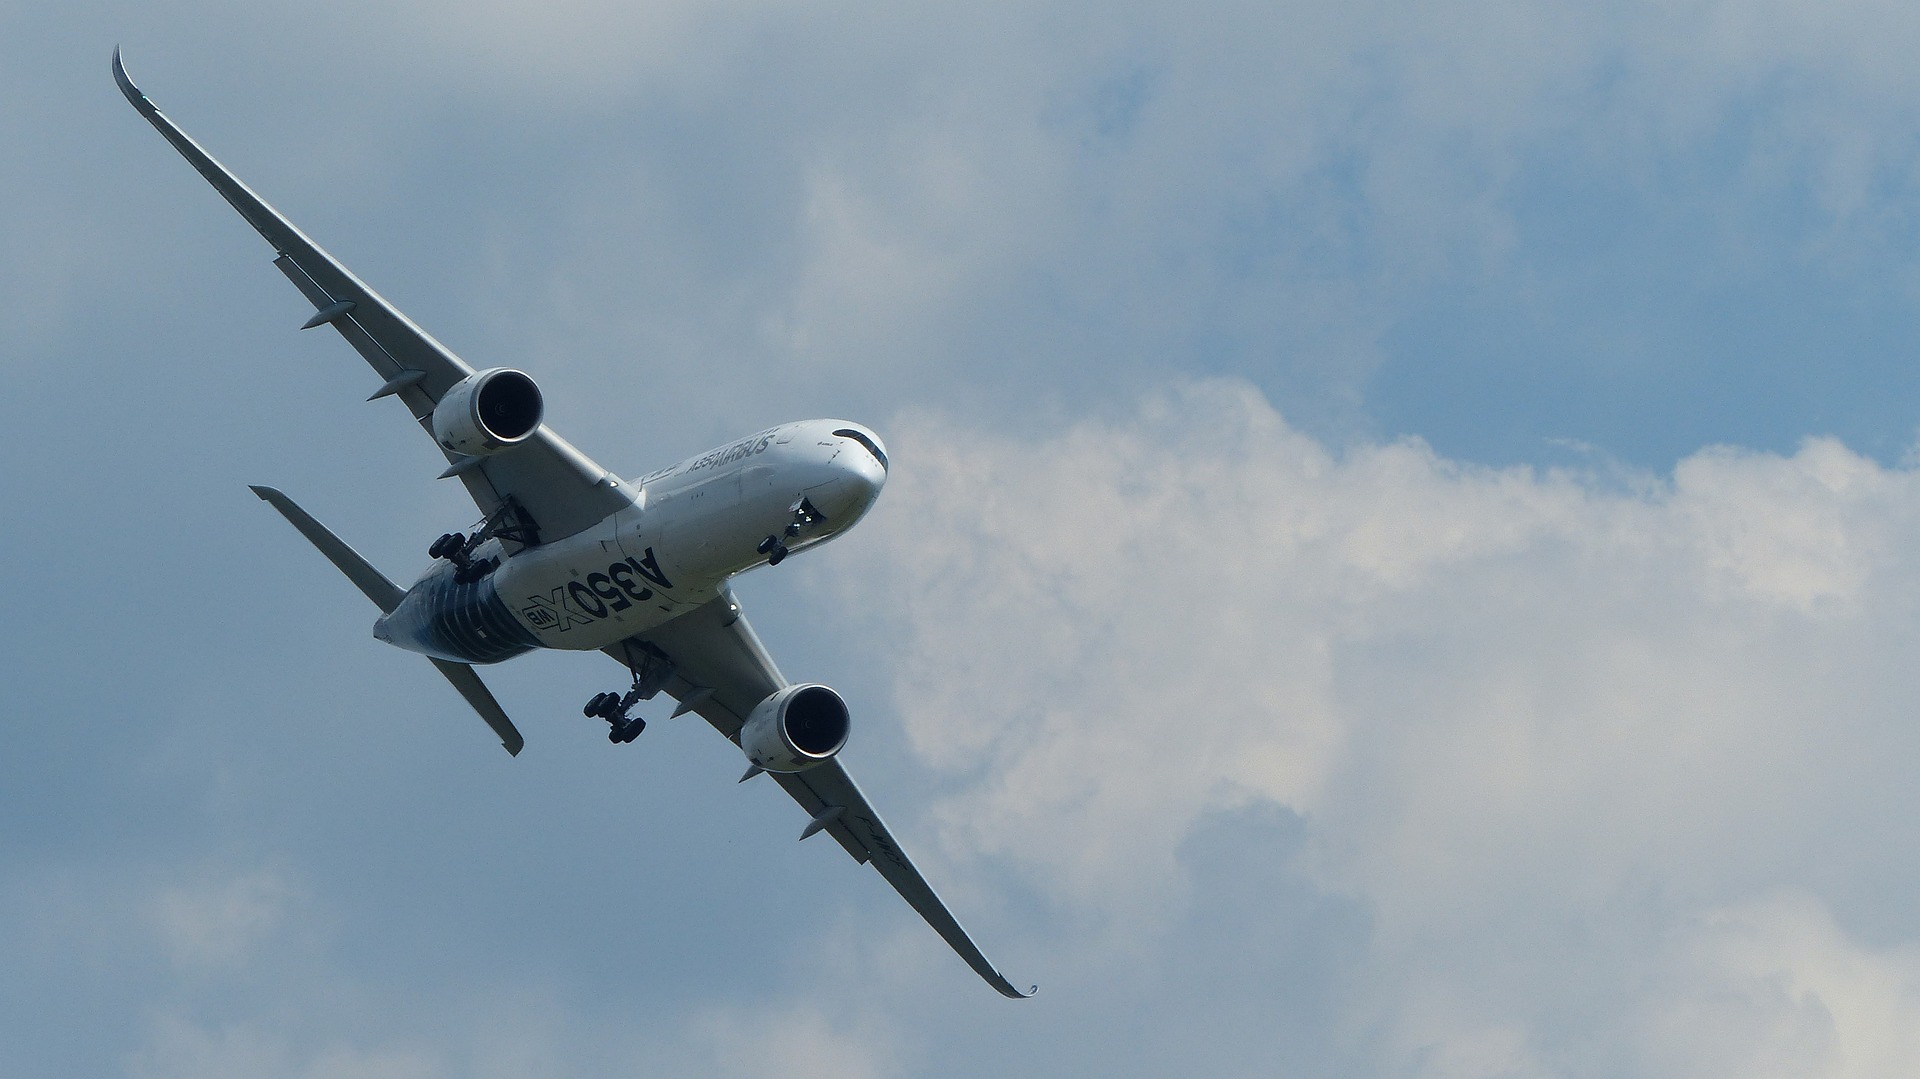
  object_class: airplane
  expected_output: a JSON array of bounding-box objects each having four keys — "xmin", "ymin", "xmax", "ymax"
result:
[{"xmin": 113, "ymin": 49, "xmax": 1030, "ymax": 999}]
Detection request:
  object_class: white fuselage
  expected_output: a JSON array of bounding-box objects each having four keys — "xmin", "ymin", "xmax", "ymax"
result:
[{"xmin": 373, "ymin": 418, "xmax": 887, "ymax": 662}]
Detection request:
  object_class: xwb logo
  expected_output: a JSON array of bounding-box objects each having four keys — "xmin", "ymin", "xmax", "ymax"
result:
[{"xmin": 521, "ymin": 549, "xmax": 673, "ymax": 632}]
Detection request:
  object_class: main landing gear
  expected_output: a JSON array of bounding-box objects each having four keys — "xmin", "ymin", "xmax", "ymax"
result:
[
  {"xmin": 757, "ymin": 498, "xmax": 826, "ymax": 566},
  {"xmin": 428, "ymin": 526, "xmax": 503, "ymax": 579},
  {"xmin": 585, "ymin": 688, "xmax": 647, "ymax": 743},
  {"xmin": 587, "ymin": 642, "xmax": 676, "ymax": 746},
  {"xmin": 428, "ymin": 531, "xmax": 500, "ymax": 584},
  {"xmin": 427, "ymin": 499, "xmax": 540, "ymax": 583}
]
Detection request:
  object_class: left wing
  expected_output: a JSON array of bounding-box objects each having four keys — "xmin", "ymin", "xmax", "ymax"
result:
[
  {"xmin": 605, "ymin": 591, "xmax": 1032, "ymax": 998},
  {"xmin": 114, "ymin": 50, "xmax": 631, "ymax": 545}
]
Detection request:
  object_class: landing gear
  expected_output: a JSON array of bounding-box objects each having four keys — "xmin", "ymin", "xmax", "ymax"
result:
[
  {"xmin": 428, "ymin": 529, "xmax": 501, "ymax": 584},
  {"xmin": 758, "ymin": 498, "xmax": 825, "ymax": 566},
  {"xmin": 426, "ymin": 499, "xmax": 540, "ymax": 584},
  {"xmin": 585, "ymin": 642, "xmax": 677, "ymax": 747},
  {"xmin": 583, "ymin": 686, "xmax": 647, "ymax": 744},
  {"xmin": 757, "ymin": 535, "xmax": 789, "ymax": 565}
]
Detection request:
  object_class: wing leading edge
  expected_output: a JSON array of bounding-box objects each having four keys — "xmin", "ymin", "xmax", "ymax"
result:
[
  {"xmin": 113, "ymin": 50, "xmax": 632, "ymax": 545},
  {"xmin": 605, "ymin": 591, "xmax": 1032, "ymax": 998}
]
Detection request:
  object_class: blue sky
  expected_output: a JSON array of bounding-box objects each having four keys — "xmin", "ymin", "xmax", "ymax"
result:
[{"xmin": 8, "ymin": 2, "xmax": 1920, "ymax": 1076}]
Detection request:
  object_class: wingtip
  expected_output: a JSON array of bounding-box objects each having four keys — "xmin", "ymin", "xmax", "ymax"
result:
[
  {"xmin": 111, "ymin": 46, "xmax": 142, "ymax": 104},
  {"xmin": 998, "ymin": 978, "xmax": 1038, "ymax": 1000},
  {"xmin": 247, "ymin": 484, "xmax": 281, "ymax": 501}
]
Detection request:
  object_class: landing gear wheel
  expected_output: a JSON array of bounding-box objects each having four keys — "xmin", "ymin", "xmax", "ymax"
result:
[
  {"xmin": 429, "ymin": 532, "xmax": 465, "ymax": 560},
  {"xmin": 768, "ymin": 544, "xmax": 789, "ymax": 566},
  {"xmin": 757, "ymin": 535, "xmax": 778, "ymax": 555}
]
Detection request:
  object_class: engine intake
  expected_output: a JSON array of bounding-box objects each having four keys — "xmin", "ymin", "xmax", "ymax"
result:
[
  {"xmin": 432, "ymin": 368, "xmax": 543, "ymax": 456},
  {"xmin": 740, "ymin": 684, "xmax": 850, "ymax": 773}
]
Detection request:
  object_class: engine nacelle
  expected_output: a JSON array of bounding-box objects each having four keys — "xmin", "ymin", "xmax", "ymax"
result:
[
  {"xmin": 740, "ymin": 684, "xmax": 850, "ymax": 773},
  {"xmin": 431, "ymin": 368, "xmax": 544, "ymax": 456}
]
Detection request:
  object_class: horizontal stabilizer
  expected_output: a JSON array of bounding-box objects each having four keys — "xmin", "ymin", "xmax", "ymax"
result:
[
  {"xmin": 249, "ymin": 484, "xmax": 524, "ymax": 755},
  {"xmin": 249, "ymin": 485, "xmax": 404, "ymax": 613},
  {"xmin": 429, "ymin": 660, "xmax": 526, "ymax": 756}
]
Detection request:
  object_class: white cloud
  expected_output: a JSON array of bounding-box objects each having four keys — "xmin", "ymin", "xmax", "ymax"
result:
[
  {"xmin": 819, "ymin": 378, "xmax": 1920, "ymax": 1069},
  {"xmin": 398, "ymin": 0, "xmax": 1920, "ymax": 427},
  {"xmin": 690, "ymin": 1003, "xmax": 899, "ymax": 1079},
  {"xmin": 1635, "ymin": 893, "xmax": 1920, "ymax": 1078},
  {"xmin": 152, "ymin": 870, "xmax": 296, "ymax": 969},
  {"xmin": 128, "ymin": 1019, "xmax": 444, "ymax": 1079}
]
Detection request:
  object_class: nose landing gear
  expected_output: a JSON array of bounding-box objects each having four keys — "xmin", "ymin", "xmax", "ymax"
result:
[
  {"xmin": 756, "ymin": 534, "xmax": 789, "ymax": 566},
  {"xmin": 758, "ymin": 498, "xmax": 826, "ymax": 567}
]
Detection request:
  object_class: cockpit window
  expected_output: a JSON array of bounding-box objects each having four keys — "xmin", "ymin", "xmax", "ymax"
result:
[{"xmin": 833, "ymin": 428, "xmax": 888, "ymax": 471}]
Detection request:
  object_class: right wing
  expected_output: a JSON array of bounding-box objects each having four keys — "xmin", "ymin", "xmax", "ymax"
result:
[
  {"xmin": 605, "ymin": 591, "xmax": 1032, "ymax": 998},
  {"xmin": 114, "ymin": 50, "xmax": 632, "ymax": 545}
]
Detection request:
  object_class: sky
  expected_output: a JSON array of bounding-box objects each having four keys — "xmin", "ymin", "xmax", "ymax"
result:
[{"xmin": 7, "ymin": 1, "xmax": 1920, "ymax": 1075}]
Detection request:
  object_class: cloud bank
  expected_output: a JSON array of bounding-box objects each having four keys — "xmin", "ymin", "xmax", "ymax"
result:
[{"xmin": 819, "ymin": 379, "xmax": 1920, "ymax": 1074}]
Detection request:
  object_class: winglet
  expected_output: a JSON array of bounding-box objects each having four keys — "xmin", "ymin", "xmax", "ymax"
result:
[
  {"xmin": 989, "ymin": 972, "xmax": 1037, "ymax": 999},
  {"xmin": 112, "ymin": 47, "xmax": 158, "ymax": 119},
  {"xmin": 111, "ymin": 47, "xmax": 137, "ymax": 102}
]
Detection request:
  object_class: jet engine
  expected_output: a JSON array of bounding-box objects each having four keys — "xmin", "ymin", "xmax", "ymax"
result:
[
  {"xmin": 740, "ymin": 684, "xmax": 850, "ymax": 772},
  {"xmin": 431, "ymin": 367, "xmax": 544, "ymax": 456}
]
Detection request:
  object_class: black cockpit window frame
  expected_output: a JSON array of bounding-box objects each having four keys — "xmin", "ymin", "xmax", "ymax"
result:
[{"xmin": 833, "ymin": 428, "xmax": 888, "ymax": 471}]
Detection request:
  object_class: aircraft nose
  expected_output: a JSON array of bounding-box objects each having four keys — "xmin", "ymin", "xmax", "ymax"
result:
[
  {"xmin": 820, "ymin": 447, "xmax": 886, "ymax": 521},
  {"xmin": 843, "ymin": 450, "xmax": 885, "ymax": 507}
]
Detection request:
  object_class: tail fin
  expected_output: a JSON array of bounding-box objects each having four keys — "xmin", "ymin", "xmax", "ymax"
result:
[{"xmin": 250, "ymin": 485, "xmax": 525, "ymax": 755}]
